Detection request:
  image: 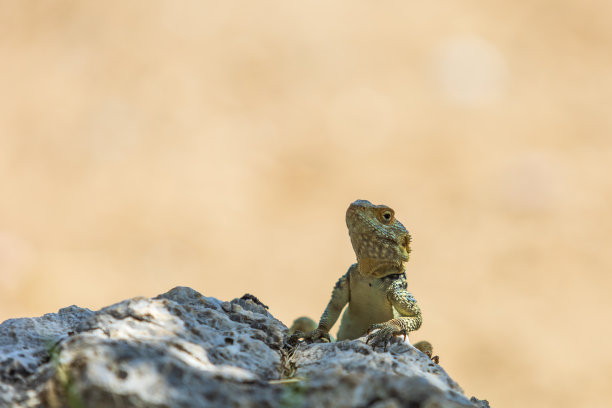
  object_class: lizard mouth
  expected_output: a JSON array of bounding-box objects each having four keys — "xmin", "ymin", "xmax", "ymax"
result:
[{"xmin": 400, "ymin": 235, "xmax": 411, "ymax": 258}]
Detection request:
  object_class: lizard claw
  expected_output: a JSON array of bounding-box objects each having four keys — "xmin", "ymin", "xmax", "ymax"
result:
[
  {"xmin": 285, "ymin": 331, "xmax": 305, "ymax": 347},
  {"xmin": 366, "ymin": 321, "xmax": 406, "ymax": 351},
  {"xmin": 296, "ymin": 327, "xmax": 331, "ymax": 344},
  {"xmin": 366, "ymin": 323, "xmax": 383, "ymax": 339}
]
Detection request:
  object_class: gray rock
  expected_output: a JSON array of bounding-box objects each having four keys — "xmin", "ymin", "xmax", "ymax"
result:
[
  {"xmin": 0, "ymin": 305, "xmax": 95, "ymax": 408},
  {"xmin": 0, "ymin": 287, "xmax": 489, "ymax": 408},
  {"xmin": 285, "ymin": 339, "xmax": 486, "ymax": 408}
]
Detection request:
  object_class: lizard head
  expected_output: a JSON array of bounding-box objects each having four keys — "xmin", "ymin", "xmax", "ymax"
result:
[{"xmin": 346, "ymin": 199, "xmax": 412, "ymax": 278}]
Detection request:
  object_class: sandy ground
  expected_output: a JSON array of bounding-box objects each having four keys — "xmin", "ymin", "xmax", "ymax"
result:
[{"xmin": 1, "ymin": 2, "xmax": 611, "ymax": 407}]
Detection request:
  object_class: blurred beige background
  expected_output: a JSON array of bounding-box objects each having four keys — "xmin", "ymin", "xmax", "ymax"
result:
[{"xmin": 1, "ymin": 1, "xmax": 611, "ymax": 407}]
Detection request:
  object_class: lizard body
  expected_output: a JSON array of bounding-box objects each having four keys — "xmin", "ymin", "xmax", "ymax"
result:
[{"xmin": 297, "ymin": 199, "xmax": 434, "ymax": 356}]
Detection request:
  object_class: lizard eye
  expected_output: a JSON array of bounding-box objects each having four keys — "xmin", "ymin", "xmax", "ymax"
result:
[{"xmin": 380, "ymin": 210, "xmax": 393, "ymax": 223}]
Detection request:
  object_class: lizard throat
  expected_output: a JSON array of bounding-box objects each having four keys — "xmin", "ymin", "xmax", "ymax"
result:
[{"xmin": 357, "ymin": 258, "xmax": 405, "ymax": 278}]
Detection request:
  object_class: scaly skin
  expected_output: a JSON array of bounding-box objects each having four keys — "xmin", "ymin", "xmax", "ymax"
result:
[{"xmin": 299, "ymin": 200, "xmax": 435, "ymax": 356}]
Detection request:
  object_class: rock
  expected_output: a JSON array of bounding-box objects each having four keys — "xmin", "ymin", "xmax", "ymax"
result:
[
  {"xmin": 0, "ymin": 287, "xmax": 489, "ymax": 407},
  {"xmin": 0, "ymin": 305, "xmax": 95, "ymax": 408},
  {"xmin": 286, "ymin": 340, "xmax": 477, "ymax": 408}
]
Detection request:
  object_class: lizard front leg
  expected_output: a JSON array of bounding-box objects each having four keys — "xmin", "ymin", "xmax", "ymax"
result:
[
  {"xmin": 366, "ymin": 281, "xmax": 422, "ymax": 351},
  {"xmin": 294, "ymin": 271, "xmax": 349, "ymax": 343}
]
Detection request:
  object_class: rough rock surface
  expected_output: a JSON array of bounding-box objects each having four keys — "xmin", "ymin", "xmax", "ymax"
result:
[{"xmin": 0, "ymin": 287, "xmax": 489, "ymax": 408}]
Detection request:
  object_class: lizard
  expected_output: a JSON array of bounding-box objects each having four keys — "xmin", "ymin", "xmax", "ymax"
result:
[{"xmin": 291, "ymin": 199, "xmax": 436, "ymax": 359}]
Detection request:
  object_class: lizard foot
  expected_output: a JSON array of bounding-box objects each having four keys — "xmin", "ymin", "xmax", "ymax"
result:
[
  {"xmin": 284, "ymin": 331, "xmax": 305, "ymax": 348},
  {"xmin": 413, "ymin": 340, "xmax": 440, "ymax": 363},
  {"xmin": 366, "ymin": 321, "xmax": 407, "ymax": 351},
  {"xmin": 303, "ymin": 327, "xmax": 331, "ymax": 343},
  {"xmin": 286, "ymin": 318, "xmax": 330, "ymax": 346},
  {"xmin": 287, "ymin": 327, "xmax": 331, "ymax": 345}
]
